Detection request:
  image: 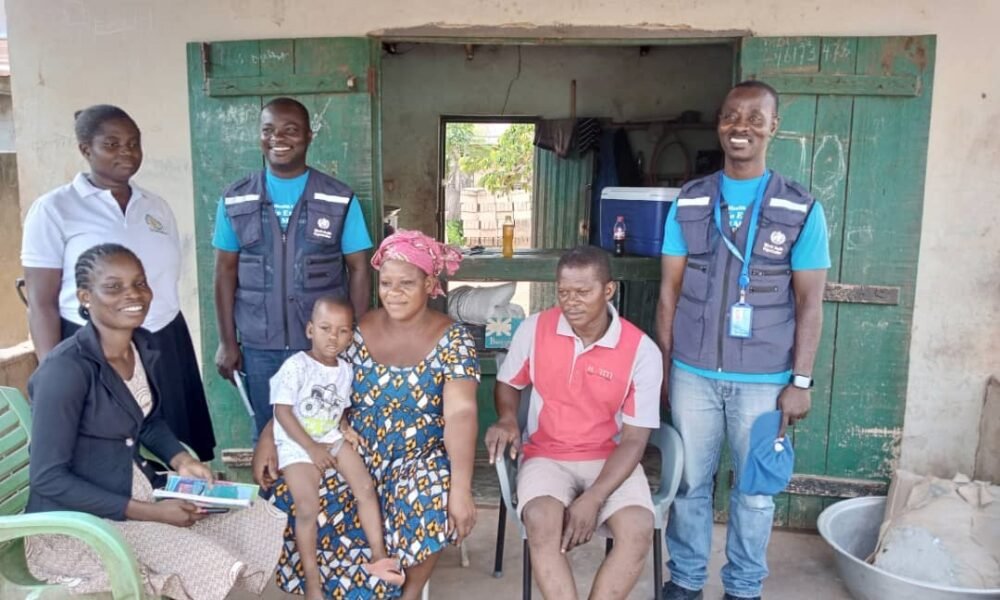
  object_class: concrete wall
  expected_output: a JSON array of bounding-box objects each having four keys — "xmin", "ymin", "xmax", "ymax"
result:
[
  {"xmin": 0, "ymin": 95, "xmax": 15, "ymax": 152},
  {"xmin": 5, "ymin": 0, "xmax": 999, "ymax": 477},
  {"xmin": 0, "ymin": 152, "xmax": 26, "ymax": 346},
  {"xmin": 381, "ymin": 43, "xmax": 731, "ymax": 234}
]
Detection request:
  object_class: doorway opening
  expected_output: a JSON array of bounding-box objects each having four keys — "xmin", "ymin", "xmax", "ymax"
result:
[{"xmin": 441, "ymin": 118, "xmax": 537, "ymax": 250}]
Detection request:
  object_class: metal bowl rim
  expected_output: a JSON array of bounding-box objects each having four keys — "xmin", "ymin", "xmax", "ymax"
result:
[{"xmin": 817, "ymin": 496, "xmax": 1000, "ymax": 596}]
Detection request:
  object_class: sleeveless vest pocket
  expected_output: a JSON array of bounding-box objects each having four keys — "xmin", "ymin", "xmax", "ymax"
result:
[
  {"xmin": 301, "ymin": 254, "xmax": 345, "ymax": 291},
  {"xmin": 234, "ymin": 288, "xmax": 268, "ymax": 345},
  {"xmin": 226, "ymin": 201, "xmax": 264, "ymax": 248},
  {"xmin": 739, "ymin": 308, "xmax": 794, "ymax": 371},
  {"xmin": 237, "ymin": 254, "xmax": 267, "ymax": 291},
  {"xmin": 675, "ymin": 203, "xmax": 713, "ymax": 256},
  {"xmin": 751, "ymin": 204, "xmax": 806, "ymax": 263},
  {"xmin": 305, "ymin": 203, "xmax": 346, "ymax": 246},
  {"xmin": 680, "ymin": 259, "xmax": 711, "ymax": 302}
]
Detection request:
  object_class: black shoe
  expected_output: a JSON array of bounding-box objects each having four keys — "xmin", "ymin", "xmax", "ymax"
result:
[
  {"xmin": 723, "ymin": 594, "xmax": 761, "ymax": 600},
  {"xmin": 660, "ymin": 581, "xmax": 703, "ymax": 600}
]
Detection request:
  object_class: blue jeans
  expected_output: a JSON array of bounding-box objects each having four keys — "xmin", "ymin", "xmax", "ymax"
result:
[
  {"xmin": 242, "ymin": 347, "xmax": 297, "ymax": 443},
  {"xmin": 665, "ymin": 366, "xmax": 784, "ymax": 598}
]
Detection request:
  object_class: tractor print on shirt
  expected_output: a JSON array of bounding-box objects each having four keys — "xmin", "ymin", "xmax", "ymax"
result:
[{"xmin": 295, "ymin": 383, "xmax": 348, "ymax": 439}]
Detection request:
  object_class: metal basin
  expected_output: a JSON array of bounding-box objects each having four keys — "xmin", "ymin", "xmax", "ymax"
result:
[{"xmin": 817, "ymin": 496, "xmax": 1000, "ymax": 600}]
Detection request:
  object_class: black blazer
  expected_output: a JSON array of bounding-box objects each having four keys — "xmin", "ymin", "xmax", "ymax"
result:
[{"xmin": 26, "ymin": 323, "xmax": 185, "ymax": 521}]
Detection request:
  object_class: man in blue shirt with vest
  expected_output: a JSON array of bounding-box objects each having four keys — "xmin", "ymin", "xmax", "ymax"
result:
[
  {"xmin": 656, "ymin": 81, "xmax": 830, "ymax": 600},
  {"xmin": 213, "ymin": 97, "xmax": 373, "ymax": 438}
]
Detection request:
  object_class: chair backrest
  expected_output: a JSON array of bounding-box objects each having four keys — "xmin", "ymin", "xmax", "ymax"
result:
[
  {"xmin": 649, "ymin": 423, "xmax": 684, "ymax": 509},
  {"xmin": 0, "ymin": 387, "xmax": 31, "ymax": 517}
]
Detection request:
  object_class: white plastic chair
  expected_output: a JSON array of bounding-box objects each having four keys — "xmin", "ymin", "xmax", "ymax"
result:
[{"xmin": 490, "ymin": 379, "xmax": 684, "ymax": 600}]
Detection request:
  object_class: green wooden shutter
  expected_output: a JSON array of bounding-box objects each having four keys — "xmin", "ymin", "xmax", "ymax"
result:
[
  {"xmin": 186, "ymin": 38, "xmax": 382, "ymax": 468},
  {"xmin": 529, "ymin": 148, "xmax": 594, "ymax": 312},
  {"xmin": 713, "ymin": 36, "xmax": 935, "ymax": 528}
]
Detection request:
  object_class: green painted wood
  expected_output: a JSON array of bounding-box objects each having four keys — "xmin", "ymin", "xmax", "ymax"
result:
[
  {"xmin": 209, "ymin": 74, "xmax": 362, "ymax": 96},
  {"xmin": 530, "ymin": 148, "xmax": 595, "ymax": 312},
  {"xmin": 728, "ymin": 35, "xmax": 935, "ymax": 530},
  {"xmin": 188, "ymin": 41, "xmax": 263, "ymax": 471},
  {"xmin": 619, "ymin": 280, "xmax": 661, "ymax": 339},
  {"xmin": 760, "ymin": 74, "xmax": 919, "ymax": 97},
  {"xmin": 825, "ymin": 36, "xmax": 934, "ymax": 482},
  {"xmin": 258, "ymin": 39, "xmax": 294, "ymax": 76},
  {"xmin": 382, "ymin": 35, "xmax": 743, "ymax": 47},
  {"xmin": 788, "ymin": 37, "xmax": 857, "ymax": 529},
  {"xmin": 188, "ymin": 38, "xmax": 381, "ymax": 477},
  {"xmin": 452, "ymin": 250, "xmax": 660, "ymax": 282}
]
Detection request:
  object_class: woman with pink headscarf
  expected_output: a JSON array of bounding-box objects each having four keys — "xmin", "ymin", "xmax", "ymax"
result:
[{"xmin": 253, "ymin": 230, "xmax": 480, "ymax": 599}]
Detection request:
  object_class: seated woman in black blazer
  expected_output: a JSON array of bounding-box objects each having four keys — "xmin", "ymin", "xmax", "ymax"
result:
[{"xmin": 25, "ymin": 243, "xmax": 287, "ymax": 600}]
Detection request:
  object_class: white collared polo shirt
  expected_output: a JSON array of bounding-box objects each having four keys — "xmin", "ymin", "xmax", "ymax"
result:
[{"xmin": 21, "ymin": 173, "xmax": 181, "ymax": 332}]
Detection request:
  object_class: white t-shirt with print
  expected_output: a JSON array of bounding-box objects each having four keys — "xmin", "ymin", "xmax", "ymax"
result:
[{"xmin": 270, "ymin": 351, "xmax": 353, "ymax": 451}]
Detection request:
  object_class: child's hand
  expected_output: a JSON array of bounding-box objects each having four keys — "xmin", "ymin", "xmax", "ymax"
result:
[
  {"xmin": 341, "ymin": 426, "xmax": 362, "ymax": 451},
  {"xmin": 307, "ymin": 443, "xmax": 337, "ymax": 472}
]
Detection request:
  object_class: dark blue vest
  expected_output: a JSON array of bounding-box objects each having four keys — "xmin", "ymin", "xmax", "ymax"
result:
[
  {"xmin": 223, "ymin": 168, "xmax": 353, "ymax": 350},
  {"xmin": 672, "ymin": 170, "xmax": 815, "ymax": 373}
]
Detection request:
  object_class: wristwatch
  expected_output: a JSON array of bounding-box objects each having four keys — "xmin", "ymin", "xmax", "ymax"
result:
[{"xmin": 791, "ymin": 373, "xmax": 814, "ymax": 390}]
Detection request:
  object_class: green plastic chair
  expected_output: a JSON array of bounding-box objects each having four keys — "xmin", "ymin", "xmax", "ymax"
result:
[{"xmin": 0, "ymin": 386, "xmax": 146, "ymax": 599}]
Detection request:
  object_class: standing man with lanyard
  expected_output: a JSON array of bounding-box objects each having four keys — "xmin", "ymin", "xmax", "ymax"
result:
[
  {"xmin": 656, "ymin": 81, "xmax": 831, "ymax": 600},
  {"xmin": 213, "ymin": 97, "xmax": 373, "ymax": 439}
]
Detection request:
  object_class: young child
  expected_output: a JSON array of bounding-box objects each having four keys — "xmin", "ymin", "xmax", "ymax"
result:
[{"xmin": 270, "ymin": 296, "xmax": 404, "ymax": 599}]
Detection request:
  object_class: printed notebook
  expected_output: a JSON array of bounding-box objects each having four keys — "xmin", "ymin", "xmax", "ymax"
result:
[{"xmin": 153, "ymin": 475, "xmax": 259, "ymax": 509}]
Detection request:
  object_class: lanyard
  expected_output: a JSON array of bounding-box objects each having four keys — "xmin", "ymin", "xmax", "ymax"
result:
[{"xmin": 713, "ymin": 171, "xmax": 770, "ymax": 299}]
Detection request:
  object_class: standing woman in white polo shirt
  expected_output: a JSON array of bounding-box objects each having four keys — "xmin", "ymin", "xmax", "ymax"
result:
[{"xmin": 20, "ymin": 104, "xmax": 217, "ymax": 460}]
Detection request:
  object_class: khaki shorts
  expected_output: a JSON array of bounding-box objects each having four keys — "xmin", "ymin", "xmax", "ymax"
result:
[{"xmin": 516, "ymin": 457, "xmax": 654, "ymax": 535}]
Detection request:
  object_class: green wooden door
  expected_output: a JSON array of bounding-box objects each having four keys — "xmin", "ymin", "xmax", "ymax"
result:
[
  {"xmin": 712, "ymin": 36, "xmax": 935, "ymax": 528},
  {"xmin": 186, "ymin": 38, "xmax": 382, "ymax": 471}
]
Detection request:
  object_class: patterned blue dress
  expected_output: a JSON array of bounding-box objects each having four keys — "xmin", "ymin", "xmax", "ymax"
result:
[{"xmin": 273, "ymin": 322, "xmax": 480, "ymax": 598}]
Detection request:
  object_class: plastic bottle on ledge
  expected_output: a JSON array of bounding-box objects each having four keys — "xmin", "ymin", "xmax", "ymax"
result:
[
  {"xmin": 613, "ymin": 215, "xmax": 627, "ymax": 257},
  {"xmin": 502, "ymin": 215, "xmax": 515, "ymax": 258}
]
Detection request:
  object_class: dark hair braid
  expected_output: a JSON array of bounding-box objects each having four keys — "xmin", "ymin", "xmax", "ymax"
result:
[
  {"xmin": 75, "ymin": 243, "xmax": 141, "ymax": 320},
  {"xmin": 73, "ymin": 104, "xmax": 137, "ymax": 145}
]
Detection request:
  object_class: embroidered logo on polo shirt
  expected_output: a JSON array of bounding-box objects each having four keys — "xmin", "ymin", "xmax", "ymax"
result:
[
  {"xmin": 586, "ymin": 365, "xmax": 614, "ymax": 381},
  {"xmin": 145, "ymin": 214, "xmax": 166, "ymax": 235}
]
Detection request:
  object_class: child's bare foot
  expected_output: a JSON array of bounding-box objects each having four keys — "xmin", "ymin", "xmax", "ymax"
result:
[{"xmin": 364, "ymin": 557, "xmax": 405, "ymax": 587}]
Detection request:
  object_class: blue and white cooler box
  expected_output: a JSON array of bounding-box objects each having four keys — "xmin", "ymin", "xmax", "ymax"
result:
[{"xmin": 599, "ymin": 187, "xmax": 678, "ymax": 257}]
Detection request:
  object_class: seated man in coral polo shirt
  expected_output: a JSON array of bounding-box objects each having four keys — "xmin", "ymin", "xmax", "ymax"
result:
[{"xmin": 485, "ymin": 245, "xmax": 663, "ymax": 600}]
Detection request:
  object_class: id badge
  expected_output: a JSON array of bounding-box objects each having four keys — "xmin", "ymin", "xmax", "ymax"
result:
[{"xmin": 729, "ymin": 302, "xmax": 754, "ymax": 338}]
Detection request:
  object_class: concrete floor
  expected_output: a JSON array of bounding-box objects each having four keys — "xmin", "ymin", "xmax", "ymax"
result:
[{"xmin": 235, "ymin": 507, "xmax": 852, "ymax": 600}]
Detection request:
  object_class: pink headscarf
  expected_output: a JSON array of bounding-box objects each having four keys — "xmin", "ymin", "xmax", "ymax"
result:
[{"xmin": 370, "ymin": 230, "xmax": 462, "ymax": 298}]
